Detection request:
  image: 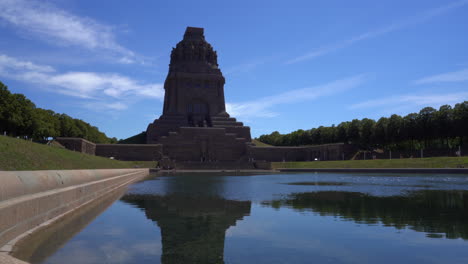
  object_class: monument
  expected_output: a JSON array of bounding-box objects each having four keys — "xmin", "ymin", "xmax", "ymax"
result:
[
  {"xmin": 146, "ymin": 27, "xmax": 252, "ymax": 163},
  {"xmin": 57, "ymin": 27, "xmax": 354, "ymax": 166}
]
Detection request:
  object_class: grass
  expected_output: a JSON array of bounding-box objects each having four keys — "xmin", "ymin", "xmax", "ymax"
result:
[
  {"xmin": 252, "ymin": 139, "xmax": 272, "ymax": 147},
  {"xmin": 272, "ymin": 157, "xmax": 468, "ymax": 169},
  {"xmin": 3, "ymin": 135, "xmax": 466, "ymax": 171},
  {"xmin": 0, "ymin": 136, "xmax": 156, "ymax": 171}
]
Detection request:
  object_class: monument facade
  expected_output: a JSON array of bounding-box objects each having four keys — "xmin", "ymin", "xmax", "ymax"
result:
[
  {"xmin": 57, "ymin": 27, "xmax": 355, "ymax": 166},
  {"xmin": 146, "ymin": 27, "xmax": 252, "ymax": 162}
]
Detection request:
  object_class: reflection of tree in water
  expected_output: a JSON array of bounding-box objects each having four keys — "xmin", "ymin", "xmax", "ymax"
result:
[
  {"xmin": 121, "ymin": 194, "xmax": 251, "ymax": 264},
  {"xmin": 262, "ymin": 190, "xmax": 468, "ymax": 239}
]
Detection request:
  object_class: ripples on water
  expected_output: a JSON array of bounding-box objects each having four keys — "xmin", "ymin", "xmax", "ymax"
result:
[{"xmin": 13, "ymin": 172, "xmax": 468, "ymax": 264}]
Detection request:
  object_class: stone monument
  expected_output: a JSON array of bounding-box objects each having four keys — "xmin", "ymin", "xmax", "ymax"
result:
[
  {"xmin": 146, "ymin": 27, "xmax": 252, "ymax": 163},
  {"xmin": 57, "ymin": 27, "xmax": 355, "ymax": 166}
]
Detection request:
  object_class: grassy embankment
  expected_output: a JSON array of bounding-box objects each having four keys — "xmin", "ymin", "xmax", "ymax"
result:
[
  {"xmin": 252, "ymin": 139, "xmax": 272, "ymax": 147},
  {"xmin": 0, "ymin": 136, "xmax": 156, "ymax": 171},
  {"xmin": 272, "ymin": 157, "xmax": 468, "ymax": 169}
]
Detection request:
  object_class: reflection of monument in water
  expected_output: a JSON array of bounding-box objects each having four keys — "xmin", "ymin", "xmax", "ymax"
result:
[{"xmin": 122, "ymin": 194, "xmax": 251, "ymax": 263}]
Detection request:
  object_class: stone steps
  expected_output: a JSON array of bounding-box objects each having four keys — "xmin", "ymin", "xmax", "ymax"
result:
[
  {"xmin": 211, "ymin": 117, "xmax": 237, "ymax": 122},
  {"xmin": 212, "ymin": 121, "xmax": 244, "ymax": 126}
]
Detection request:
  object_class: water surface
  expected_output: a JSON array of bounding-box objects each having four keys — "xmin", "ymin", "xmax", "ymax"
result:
[{"xmin": 14, "ymin": 172, "xmax": 468, "ymax": 264}]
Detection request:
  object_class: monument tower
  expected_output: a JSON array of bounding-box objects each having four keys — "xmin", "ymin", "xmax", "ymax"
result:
[{"xmin": 146, "ymin": 27, "xmax": 252, "ymax": 163}]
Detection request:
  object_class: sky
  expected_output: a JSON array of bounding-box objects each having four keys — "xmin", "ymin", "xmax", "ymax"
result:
[{"xmin": 0, "ymin": 0, "xmax": 467, "ymax": 139}]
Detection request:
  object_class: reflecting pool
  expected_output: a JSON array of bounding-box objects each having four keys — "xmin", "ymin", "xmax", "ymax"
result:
[{"xmin": 13, "ymin": 172, "xmax": 468, "ymax": 264}]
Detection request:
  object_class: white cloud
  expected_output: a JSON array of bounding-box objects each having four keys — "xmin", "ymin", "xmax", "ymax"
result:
[
  {"xmin": 0, "ymin": 54, "xmax": 54, "ymax": 73},
  {"xmin": 350, "ymin": 92, "xmax": 468, "ymax": 109},
  {"xmin": 83, "ymin": 101, "xmax": 129, "ymax": 111},
  {"xmin": 227, "ymin": 74, "xmax": 366, "ymax": 118},
  {"xmin": 224, "ymin": 58, "xmax": 267, "ymax": 76},
  {"xmin": 0, "ymin": 53, "xmax": 163, "ymax": 110},
  {"xmin": 413, "ymin": 68, "xmax": 468, "ymax": 84},
  {"xmin": 287, "ymin": 0, "xmax": 468, "ymax": 64},
  {"xmin": 0, "ymin": 0, "xmax": 138, "ymax": 63},
  {"xmin": 45, "ymin": 72, "xmax": 164, "ymax": 99}
]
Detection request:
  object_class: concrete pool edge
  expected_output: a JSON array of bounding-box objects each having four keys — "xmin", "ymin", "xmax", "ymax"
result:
[
  {"xmin": 150, "ymin": 168, "xmax": 468, "ymax": 174},
  {"xmin": 277, "ymin": 168, "xmax": 468, "ymax": 174},
  {"xmin": 0, "ymin": 169, "xmax": 149, "ymax": 263}
]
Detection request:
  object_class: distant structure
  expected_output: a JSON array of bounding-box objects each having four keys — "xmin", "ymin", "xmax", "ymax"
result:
[
  {"xmin": 146, "ymin": 27, "xmax": 252, "ymax": 163},
  {"xmin": 57, "ymin": 27, "xmax": 354, "ymax": 167}
]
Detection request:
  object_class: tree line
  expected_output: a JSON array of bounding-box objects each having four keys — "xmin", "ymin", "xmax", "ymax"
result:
[
  {"xmin": 0, "ymin": 81, "xmax": 117, "ymax": 143},
  {"xmin": 257, "ymin": 102, "xmax": 468, "ymax": 151}
]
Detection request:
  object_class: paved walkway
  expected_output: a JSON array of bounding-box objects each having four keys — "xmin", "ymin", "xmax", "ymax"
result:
[{"xmin": 0, "ymin": 253, "xmax": 28, "ymax": 264}]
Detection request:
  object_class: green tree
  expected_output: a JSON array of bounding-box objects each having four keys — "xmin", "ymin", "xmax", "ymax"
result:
[
  {"xmin": 453, "ymin": 101, "xmax": 468, "ymax": 146},
  {"xmin": 32, "ymin": 108, "xmax": 60, "ymax": 140},
  {"xmin": 435, "ymin": 105, "xmax": 453, "ymax": 148},
  {"xmin": 387, "ymin": 114, "xmax": 404, "ymax": 147},
  {"xmin": 402, "ymin": 113, "xmax": 418, "ymax": 150},
  {"xmin": 347, "ymin": 119, "xmax": 361, "ymax": 144},
  {"xmin": 417, "ymin": 107, "xmax": 437, "ymax": 148},
  {"xmin": 359, "ymin": 118, "xmax": 375, "ymax": 149},
  {"xmin": 336, "ymin": 122, "xmax": 349, "ymax": 143},
  {"xmin": 374, "ymin": 117, "xmax": 388, "ymax": 148}
]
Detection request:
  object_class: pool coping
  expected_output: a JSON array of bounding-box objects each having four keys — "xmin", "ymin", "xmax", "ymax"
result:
[
  {"xmin": 152, "ymin": 168, "xmax": 468, "ymax": 174},
  {"xmin": 276, "ymin": 168, "xmax": 468, "ymax": 174}
]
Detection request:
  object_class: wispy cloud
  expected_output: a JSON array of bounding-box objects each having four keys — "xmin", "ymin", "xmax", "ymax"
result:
[
  {"xmin": 413, "ymin": 68, "xmax": 468, "ymax": 84},
  {"xmin": 286, "ymin": 0, "xmax": 468, "ymax": 64},
  {"xmin": 0, "ymin": 53, "xmax": 54, "ymax": 72},
  {"xmin": 350, "ymin": 92, "xmax": 468, "ymax": 110},
  {"xmin": 82, "ymin": 101, "xmax": 129, "ymax": 111},
  {"xmin": 0, "ymin": 54, "xmax": 163, "ymax": 110},
  {"xmin": 227, "ymin": 74, "xmax": 366, "ymax": 119},
  {"xmin": 224, "ymin": 59, "xmax": 266, "ymax": 76},
  {"xmin": 0, "ymin": 0, "xmax": 139, "ymax": 63}
]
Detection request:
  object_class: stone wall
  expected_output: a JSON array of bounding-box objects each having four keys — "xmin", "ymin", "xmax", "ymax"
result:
[
  {"xmin": 0, "ymin": 169, "xmax": 149, "ymax": 252},
  {"xmin": 95, "ymin": 144, "xmax": 163, "ymax": 161},
  {"xmin": 55, "ymin": 136, "xmax": 357, "ymax": 163},
  {"xmin": 55, "ymin": 137, "xmax": 163, "ymax": 161},
  {"xmin": 249, "ymin": 143, "xmax": 356, "ymax": 162},
  {"xmin": 353, "ymin": 147, "xmax": 468, "ymax": 160},
  {"xmin": 159, "ymin": 127, "xmax": 249, "ymax": 161},
  {"xmin": 55, "ymin": 137, "xmax": 96, "ymax": 155}
]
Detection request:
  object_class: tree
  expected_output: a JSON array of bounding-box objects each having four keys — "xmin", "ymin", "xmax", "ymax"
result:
[
  {"xmin": 435, "ymin": 105, "xmax": 453, "ymax": 148},
  {"xmin": 0, "ymin": 81, "xmax": 116, "ymax": 143},
  {"xmin": 453, "ymin": 101, "xmax": 468, "ymax": 146},
  {"xmin": 32, "ymin": 108, "xmax": 60, "ymax": 140},
  {"xmin": 336, "ymin": 122, "xmax": 349, "ymax": 143},
  {"xmin": 0, "ymin": 82, "xmax": 12, "ymax": 134},
  {"xmin": 359, "ymin": 118, "xmax": 375, "ymax": 149},
  {"xmin": 374, "ymin": 117, "xmax": 388, "ymax": 148},
  {"xmin": 347, "ymin": 119, "xmax": 361, "ymax": 144},
  {"xmin": 255, "ymin": 101, "xmax": 467, "ymax": 152},
  {"xmin": 387, "ymin": 114, "xmax": 403, "ymax": 147},
  {"xmin": 402, "ymin": 113, "xmax": 418, "ymax": 150},
  {"xmin": 417, "ymin": 107, "xmax": 437, "ymax": 148}
]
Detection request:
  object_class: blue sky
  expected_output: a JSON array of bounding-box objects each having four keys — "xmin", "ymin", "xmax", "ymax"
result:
[{"xmin": 0, "ymin": 0, "xmax": 467, "ymax": 139}]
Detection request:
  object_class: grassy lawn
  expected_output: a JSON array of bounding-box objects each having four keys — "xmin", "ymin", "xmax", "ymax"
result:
[
  {"xmin": 252, "ymin": 139, "xmax": 272, "ymax": 147},
  {"xmin": 272, "ymin": 157, "xmax": 468, "ymax": 169},
  {"xmin": 0, "ymin": 136, "xmax": 156, "ymax": 171}
]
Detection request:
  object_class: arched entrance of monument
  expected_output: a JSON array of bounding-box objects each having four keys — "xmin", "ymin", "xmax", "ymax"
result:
[{"xmin": 187, "ymin": 100, "xmax": 212, "ymax": 127}]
